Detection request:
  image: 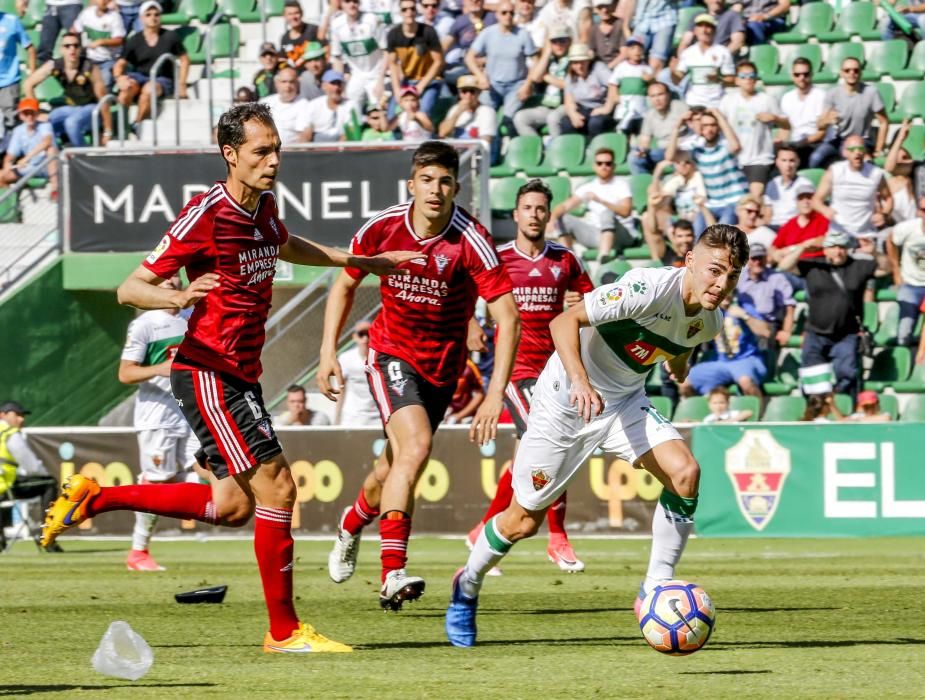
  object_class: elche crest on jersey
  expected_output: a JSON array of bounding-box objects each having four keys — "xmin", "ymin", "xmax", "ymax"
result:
[
  {"xmin": 531, "ymin": 469, "xmax": 550, "ymax": 491},
  {"xmin": 434, "ymin": 253, "xmax": 451, "ymax": 273},
  {"xmin": 687, "ymin": 318, "xmax": 704, "ymax": 339},
  {"xmin": 724, "ymin": 429, "xmax": 791, "ymax": 531},
  {"xmin": 550, "ymin": 265, "xmax": 562, "ymax": 280}
]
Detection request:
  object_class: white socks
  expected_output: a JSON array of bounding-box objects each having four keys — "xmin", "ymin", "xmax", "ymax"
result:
[
  {"xmin": 131, "ymin": 512, "xmax": 158, "ymax": 551},
  {"xmin": 643, "ymin": 501, "xmax": 693, "ymax": 593},
  {"xmin": 460, "ymin": 516, "xmax": 513, "ymax": 599}
]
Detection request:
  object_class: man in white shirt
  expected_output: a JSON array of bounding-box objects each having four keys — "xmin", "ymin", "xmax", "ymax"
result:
[
  {"xmin": 305, "ymin": 69, "xmax": 358, "ymax": 142},
  {"xmin": 437, "ymin": 74, "xmax": 497, "ymax": 154},
  {"xmin": 718, "ymin": 59, "xmax": 788, "ymax": 198},
  {"xmin": 335, "ymin": 321, "xmax": 381, "ymax": 426},
  {"xmin": 887, "ymin": 196, "xmax": 925, "ymax": 347},
  {"xmin": 329, "ymin": 1, "xmax": 387, "ymax": 113},
  {"xmin": 673, "ymin": 14, "xmax": 734, "ymax": 108},
  {"xmin": 547, "ymin": 146, "xmax": 635, "ymax": 263},
  {"xmin": 762, "ymin": 145, "xmax": 813, "ymax": 229},
  {"xmin": 778, "ymin": 57, "xmax": 826, "ymax": 169},
  {"xmin": 537, "ymin": 0, "xmax": 592, "ymax": 44},
  {"xmin": 72, "ymin": 0, "xmax": 126, "ymax": 88},
  {"xmin": 260, "ymin": 66, "xmax": 312, "ymax": 144}
]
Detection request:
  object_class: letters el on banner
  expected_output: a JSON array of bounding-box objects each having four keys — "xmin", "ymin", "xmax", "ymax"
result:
[{"xmin": 694, "ymin": 424, "xmax": 925, "ymax": 537}]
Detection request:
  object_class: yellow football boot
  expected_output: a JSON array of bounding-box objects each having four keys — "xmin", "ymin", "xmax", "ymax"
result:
[
  {"xmin": 41, "ymin": 474, "xmax": 100, "ymax": 547},
  {"xmin": 263, "ymin": 623, "xmax": 353, "ymax": 654}
]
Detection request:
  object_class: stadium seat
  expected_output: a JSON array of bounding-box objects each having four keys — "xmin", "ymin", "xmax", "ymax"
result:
[
  {"xmin": 816, "ymin": 42, "xmax": 865, "ymax": 83},
  {"xmin": 489, "ymin": 135, "xmax": 543, "ymax": 177},
  {"xmin": 524, "ymin": 134, "xmax": 586, "ymax": 177},
  {"xmin": 892, "ymin": 40, "xmax": 925, "ymax": 80},
  {"xmin": 360, "ymin": 128, "xmax": 394, "ymax": 141},
  {"xmin": 204, "ymin": 22, "xmax": 240, "ymax": 60},
  {"xmin": 863, "ymin": 300, "xmax": 880, "ymax": 335},
  {"xmin": 0, "ymin": 188, "xmax": 20, "ymax": 224},
  {"xmin": 573, "ymin": 132, "xmax": 628, "ymax": 176},
  {"xmin": 34, "ymin": 77, "xmax": 64, "ymax": 105},
  {"xmin": 874, "ymin": 82, "xmax": 900, "ymax": 123},
  {"xmin": 630, "ymin": 173, "xmax": 652, "ymax": 215},
  {"xmin": 899, "ymin": 394, "xmax": 925, "ymax": 420},
  {"xmin": 596, "ymin": 258, "xmax": 632, "ymax": 285},
  {"xmin": 20, "ymin": 0, "xmax": 44, "ymax": 29},
  {"xmin": 541, "ymin": 176, "xmax": 571, "ymax": 210},
  {"xmin": 873, "ymin": 302, "xmax": 898, "ymax": 347},
  {"xmin": 864, "ymin": 347, "xmax": 912, "ymax": 391},
  {"xmin": 893, "ymin": 362, "xmax": 925, "ymax": 393},
  {"xmin": 750, "ymin": 44, "xmax": 780, "ymax": 83},
  {"xmin": 899, "ymin": 125, "xmax": 925, "ymax": 162},
  {"xmin": 178, "ymin": 26, "xmax": 206, "ymax": 64},
  {"xmin": 764, "ymin": 45, "xmax": 823, "ymax": 86},
  {"xmin": 896, "ymin": 83, "xmax": 925, "ymax": 121},
  {"xmin": 863, "ymin": 40, "xmax": 908, "ymax": 81},
  {"xmin": 730, "ymin": 395, "xmax": 760, "ymax": 422},
  {"xmin": 673, "ymin": 6, "xmax": 705, "ymax": 47},
  {"xmin": 265, "ymin": 0, "xmax": 285, "ymax": 15},
  {"xmin": 879, "ymin": 393, "xmax": 900, "ymax": 420},
  {"xmin": 764, "ymin": 350, "xmax": 801, "ymax": 396},
  {"xmin": 818, "ymin": 1, "xmax": 880, "ymax": 42},
  {"xmin": 218, "ymin": 0, "xmax": 262, "ymax": 21},
  {"xmin": 774, "ymin": 3, "xmax": 834, "ymax": 44},
  {"xmin": 797, "ymin": 168, "xmax": 825, "ymax": 188},
  {"xmin": 673, "ymin": 396, "xmax": 709, "ymax": 422},
  {"xmin": 622, "ymin": 244, "xmax": 652, "ymax": 260},
  {"xmin": 490, "ymin": 177, "xmax": 526, "ymax": 216},
  {"xmin": 163, "ymin": 0, "xmax": 217, "ymax": 23},
  {"xmin": 762, "ymin": 395, "xmax": 806, "ymax": 422},
  {"xmin": 834, "ymin": 393, "xmax": 853, "ymax": 416},
  {"xmin": 650, "ymin": 395, "xmax": 674, "ymax": 421}
]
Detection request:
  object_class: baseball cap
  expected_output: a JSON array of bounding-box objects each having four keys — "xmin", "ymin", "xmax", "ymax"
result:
[
  {"xmin": 823, "ymin": 228, "xmax": 852, "ymax": 248},
  {"xmin": 694, "ymin": 13, "xmax": 717, "ymax": 26},
  {"xmin": 400, "ymin": 85, "xmax": 419, "ymax": 98},
  {"xmin": 0, "ymin": 400, "xmax": 31, "ymax": 415},
  {"xmin": 857, "ymin": 390, "xmax": 879, "ymax": 407},
  {"xmin": 322, "ymin": 68, "xmax": 345, "ymax": 83},
  {"xmin": 302, "ymin": 41, "xmax": 325, "ymax": 60},
  {"xmin": 592, "ymin": 0, "xmax": 612, "ymax": 6},
  {"xmin": 749, "ymin": 243, "xmax": 768, "ymax": 258},
  {"xmin": 259, "ymin": 41, "xmax": 278, "ymax": 56},
  {"xmin": 457, "ymin": 74, "xmax": 480, "ymax": 90},
  {"xmin": 17, "ymin": 97, "xmax": 39, "ymax": 113},
  {"xmin": 624, "ymin": 35, "xmax": 645, "ymax": 47},
  {"xmin": 364, "ymin": 102, "xmax": 383, "ymax": 115},
  {"xmin": 795, "ymin": 182, "xmax": 816, "ymax": 197},
  {"xmin": 139, "ymin": 0, "xmax": 162, "ymax": 14},
  {"xmin": 547, "ymin": 23, "xmax": 571, "ymax": 40}
]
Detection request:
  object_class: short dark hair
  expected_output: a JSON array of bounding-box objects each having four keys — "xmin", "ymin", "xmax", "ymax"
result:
[
  {"xmin": 673, "ymin": 219, "xmax": 694, "ymax": 233},
  {"xmin": 62, "ymin": 31, "xmax": 81, "ymax": 45},
  {"xmin": 516, "ymin": 178, "xmax": 552, "ymax": 208},
  {"xmin": 647, "ymin": 80, "xmax": 670, "ymax": 95},
  {"xmin": 698, "ymin": 223, "xmax": 749, "ymax": 269},
  {"xmin": 217, "ymin": 103, "xmax": 276, "ymax": 165},
  {"xmin": 283, "ymin": 0, "xmax": 302, "ymax": 9},
  {"xmin": 411, "ymin": 140, "xmax": 459, "ymax": 178},
  {"xmin": 775, "ymin": 143, "xmax": 798, "ymax": 157},
  {"xmin": 287, "ymin": 384, "xmax": 306, "ymax": 395},
  {"xmin": 595, "ymin": 146, "xmax": 615, "ymax": 160},
  {"xmin": 792, "ymin": 57, "xmax": 812, "ymax": 72},
  {"xmin": 736, "ymin": 60, "xmax": 756, "ymax": 73}
]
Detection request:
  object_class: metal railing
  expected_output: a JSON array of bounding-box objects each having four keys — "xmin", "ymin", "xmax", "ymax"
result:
[
  {"xmin": 149, "ymin": 52, "xmax": 181, "ymax": 146},
  {"xmin": 91, "ymin": 94, "xmax": 126, "ymax": 147}
]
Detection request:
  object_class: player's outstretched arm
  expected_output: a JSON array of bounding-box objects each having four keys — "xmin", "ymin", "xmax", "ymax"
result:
[
  {"xmin": 279, "ymin": 235, "xmax": 420, "ymax": 276},
  {"xmin": 550, "ymin": 301, "xmax": 602, "ymax": 423},
  {"xmin": 469, "ymin": 292, "xmax": 520, "ymax": 445},
  {"xmin": 117, "ymin": 265, "xmax": 219, "ymax": 310},
  {"xmin": 317, "ymin": 271, "xmax": 360, "ymax": 401}
]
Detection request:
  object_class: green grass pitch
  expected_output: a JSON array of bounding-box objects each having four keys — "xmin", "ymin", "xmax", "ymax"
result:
[{"xmin": 2, "ymin": 536, "xmax": 924, "ymax": 698}]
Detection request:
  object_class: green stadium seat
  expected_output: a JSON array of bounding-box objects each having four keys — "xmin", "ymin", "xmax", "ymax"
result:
[
  {"xmin": 750, "ymin": 44, "xmax": 780, "ymax": 83},
  {"xmin": 650, "ymin": 395, "xmax": 674, "ymax": 421},
  {"xmin": 541, "ymin": 176, "xmax": 571, "ymax": 210},
  {"xmin": 879, "ymin": 393, "xmax": 900, "ymax": 420},
  {"xmin": 264, "ymin": 0, "xmax": 285, "ymax": 15},
  {"xmin": 816, "ymin": 42, "xmax": 865, "ymax": 83},
  {"xmin": 673, "ymin": 6, "xmax": 705, "ymax": 47},
  {"xmin": 360, "ymin": 128, "xmax": 394, "ymax": 141},
  {"xmin": 524, "ymin": 134, "xmax": 586, "ymax": 177},
  {"xmin": 797, "ymin": 168, "xmax": 825, "ymax": 188},
  {"xmin": 892, "ymin": 361, "xmax": 925, "ymax": 393},
  {"xmin": 0, "ymin": 188, "xmax": 20, "ymax": 224},
  {"xmin": 863, "ymin": 300, "xmax": 880, "ymax": 335},
  {"xmin": 596, "ymin": 258, "xmax": 632, "ymax": 286},
  {"xmin": 774, "ymin": 3, "xmax": 834, "ymax": 44},
  {"xmin": 673, "ymin": 396, "xmax": 709, "ymax": 422},
  {"xmin": 874, "ymin": 82, "xmax": 900, "ymax": 123},
  {"xmin": 630, "ymin": 173, "xmax": 652, "ymax": 215},
  {"xmin": 834, "ymin": 393, "xmax": 853, "ymax": 416},
  {"xmin": 204, "ymin": 22, "xmax": 240, "ymax": 60},
  {"xmin": 864, "ymin": 347, "xmax": 912, "ymax": 391},
  {"xmin": 574, "ymin": 132, "xmax": 628, "ymax": 176},
  {"xmin": 623, "ymin": 244, "xmax": 652, "ymax": 260},
  {"xmin": 873, "ymin": 302, "xmax": 898, "ymax": 347},
  {"xmin": 34, "ymin": 77, "xmax": 64, "ymax": 104},
  {"xmin": 899, "ymin": 125, "xmax": 925, "ymax": 162},
  {"xmin": 20, "ymin": 0, "xmax": 44, "ymax": 29},
  {"xmin": 895, "ymin": 83, "xmax": 925, "ymax": 121},
  {"xmin": 163, "ymin": 0, "xmax": 217, "ymax": 23},
  {"xmin": 786, "ymin": 306, "xmax": 806, "ymax": 348},
  {"xmin": 899, "ymin": 394, "xmax": 925, "ymax": 420},
  {"xmin": 490, "ymin": 177, "xmax": 526, "ymax": 216},
  {"xmin": 490, "ymin": 135, "xmax": 543, "ymax": 177},
  {"xmin": 892, "ymin": 40, "xmax": 925, "ymax": 80},
  {"xmin": 218, "ymin": 0, "xmax": 261, "ymax": 21},
  {"xmin": 730, "ymin": 395, "xmax": 760, "ymax": 422},
  {"xmin": 764, "ymin": 350, "xmax": 801, "ymax": 396},
  {"xmin": 177, "ymin": 26, "xmax": 205, "ymax": 64},
  {"xmin": 18, "ymin": 30, "xmax": 39, "ymax": 64},
  {"xmin": 764, "ymin": 45, "xmax": 823, "ymax": 86},
  {"xmin": 762, "ymin": 395, "xmax": 806, "ymax": 422},
  {"xmin": 818, "ymin": 1, "xmax": 880, "ymax": 42},
  {"xmin": 863, "ymin": 40, "xmax": 908, "ymax": 81}
]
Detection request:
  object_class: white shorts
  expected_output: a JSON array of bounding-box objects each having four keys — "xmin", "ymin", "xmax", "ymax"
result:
[
  {"xmin": 137, "ymin": 428, "xmax": 200, "ymax": 482},
  {"xmin": 511, "ymin": 375, "xmax": 681, "ymax": 512}
]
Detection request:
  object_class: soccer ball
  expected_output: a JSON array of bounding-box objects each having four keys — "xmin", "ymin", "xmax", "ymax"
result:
[{"xmin": 638, "ymin": 580, "xmax": 715, "ymax": 655}]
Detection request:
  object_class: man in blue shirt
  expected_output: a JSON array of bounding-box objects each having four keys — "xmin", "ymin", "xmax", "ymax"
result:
[
  {"xmin": 0, "ymin": 98, "xmax": 58, "ymax": 196},
  {"xmin": 0, "ymin": 11, "xmax": 36, "ymax": 135},
  {"xmin": 736, "ymin": 242, "xmax": 796, "ymax": 348}
]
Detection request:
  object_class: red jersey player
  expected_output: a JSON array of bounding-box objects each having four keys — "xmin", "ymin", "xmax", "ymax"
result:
[
  {"xmin": 317, "ymin": 141, "xmax": 521, "ymax": 611},
  {"xmin": 466, "ymin": 179, "xmax": 594, "ymax": 574},
  {"xmin": 40, "ymin": 103, "xmax": 417, "ymax": 654}
]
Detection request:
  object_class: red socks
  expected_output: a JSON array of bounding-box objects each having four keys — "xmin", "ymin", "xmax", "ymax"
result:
[
  {"xmin": 254, "ymin": 506, "xmax": 300, "ymax": 641},
  {"xmin": 547, "ymin": 492, "xmax": 568, "ymax": 538},
  {"xmin": 89, "ymin": 482, "xmax": 217, "ymax": 524},
  {"xmin": 379, "ymin": 511, "xmax": 411, "ymax": 582},
  {"xmin": 341, "ymin": 488, "xmax": 380, "ymax": 535},
  {"xmin": 482, "ymin": 468, "xmax": 515, "ymax": 523}
]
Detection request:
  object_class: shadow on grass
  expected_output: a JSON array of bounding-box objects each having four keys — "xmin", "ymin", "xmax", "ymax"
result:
[
  {"xmin": 0, "ymin": 682, "xmax": 216, "ymax": 695},
  {"xmin": 407, "ymin": 606, "xmax": 839, "ymax": 619},
  {"xmin": 680, "ymin": 670, "xmax": 773, "ymax": 676},
  {"xmin": 706, "ymin": 638, "xmax": 925, "ymax": 650},
  {"xmin": 358, "ymin": 635, "xmax": 639, "ymax": 650}
]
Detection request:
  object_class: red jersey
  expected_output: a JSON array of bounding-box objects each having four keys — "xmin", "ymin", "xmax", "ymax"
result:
[
  {"xmin": 499, "ymin": 241, "xmax": 594, "ymax": 381},
  {"xmin": 347, "ymin": 202, "xmax": 512, "ymax": 388},
  {"xmin": 142, "ymin": 182, "xmax": 289, "ymax": 383},
  {"xmin": 773, "ymin": 211, "xmax": 828, "ymax": 260}
]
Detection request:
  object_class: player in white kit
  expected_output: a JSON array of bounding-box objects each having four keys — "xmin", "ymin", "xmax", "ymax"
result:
[
  {"xmin": 446, "ymin": 224, "xmax": 749, "ymax": 646},
  {"xmin": 118, "ymin": 276, "xmax": 200, "ymax": 571}
]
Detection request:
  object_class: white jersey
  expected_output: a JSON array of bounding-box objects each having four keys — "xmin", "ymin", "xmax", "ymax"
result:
[
  {"xmin": 121, "ymin": 309, "xmax": 189, "ymax": 432},
  {"xmin": 338, "ymin": 348, "xmax": 380, "ymax": 426},
  {"xmin": 543, "ymin": 267, "xmax": 722, "ymax": 406},
  {"xmin": 330, "ymin": 12, "xmax": 386, "ymax": 75}
]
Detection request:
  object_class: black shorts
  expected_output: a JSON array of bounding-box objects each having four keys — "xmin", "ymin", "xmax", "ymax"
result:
[
  {"xmin": 366, "ymin": 350, "xmax": 455, "ymax": 433},
  {"xmin": 171, "ymin": 365, "xmax": 282, "ymax": 480},
  {"xmin": 743, "ymin": 164, "xmax": 773, "ymax": 185},
  {"xmin": 503, "ymin": 377, "xmax": 536, "ymax": 439}
]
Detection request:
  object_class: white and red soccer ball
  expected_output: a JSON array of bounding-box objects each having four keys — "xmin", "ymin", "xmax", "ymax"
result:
[{"xmin": 638, "ymin": 580, "xmax": 715, "ymax": 655}]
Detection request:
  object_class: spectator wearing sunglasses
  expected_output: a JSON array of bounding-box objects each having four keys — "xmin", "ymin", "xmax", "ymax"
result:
[
  {"xmin": 777, "ymin": 58, "xmax": 827, "ymax": 169},
  {"xmin": 386, "ymin": 0, "xmax": 444, "ymax": 116},
  {"xmin": 335, "ymin": 321, "xmax": 381, "ymax": 426},
  {"xmin": 813, "ymin": 57, "xmax": 889, "ymax": 169}
]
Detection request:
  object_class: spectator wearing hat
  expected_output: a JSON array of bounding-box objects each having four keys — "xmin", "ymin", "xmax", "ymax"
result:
[
  {"xmin": 762, "ymin": 145, "xmax": 813, "ymax": 230},
  {"xmin": 305, "ymin": 68, "xmax": 358, "ymax": 142},
  {"xmin": 112, "ymin": 1, "xmax": 189, "ymax": 135},
  {"xmin": 736, "ymin": 0, "xmax": 790, "ymax": 46},
  {"xmin": 589, "ymin": 0, "xmax": 624, "ymax": 68},
  {"xmin": 607, "ymin": 36, "xmax": 652, "ymax": 134},
  {"xmin": 260, "ymin": 66, "xmax": 313, "ymax": 144},
  {"xmin": 0, "ymin": 401, "xmax": 60, "ymax": 550},
  {"xmin": 622, "ymin": 0, "xmax": 677, "ymax": 73},
  {"xmin": 390, "ymin": 85, "xmax": 433, "ymax": 139},
  {"xmin": 25, "ymin": 32, "xmax": 112, "ymax": 147},
  {"xmin": 334, "ymin": 321, "xmax": 381, "ymax": 426},
  {"xmin": 0, "ymin": 98, "xmax": 58, "ymax": 195},
  {"xmin": 794, "ymin": 228, "xmax": 876, "ymax": 397},
  {"xmin": 443, "ymin": 0, "xmax": 496, "ymax": 87},
  {"xmin": 813, "ymin": 135, "xmax": 893, "ymax": 240},
  {"xmin": 71, "ymin": 0, "xmax": 126, "ymax": 90},
  {"xmin": 887, "ymin": 195, "xmax": 925, "ymax": 347},
  {"xmin": 464, "ymin": 0, "xmax": 537, "ymax": 127},
  {"xmin": 512, "ymin": 24, "xmax": 571, "ymax": 137},
  {"xmin": 673, "ymin": 14, "xmax": 735, "ymax": 108},
  {"xmin": 777, "ymin": 58, "xmax": 827, "ymax": 170},
  {"xmin": 253, "ymin": 43, "xmax": 286, "ymax": 99},
  {"xmin": 0, "ymin": 10, "xmax": 35, "ymax": 136},
  {"xmin": 844, "ymin": 390, "xmax": 892, "ymax": 422},
  {"xmin": 438, "ymin": 74, "xmax": 497, "ymax": 154},
  {"xmin": 630, "ymin": 80, "xmax": 686, "ymax": 174},
  {"xmin": 280, "ymin": 0, "xmax": 322, "ymax": 72},
  {"xmin": 329, "ymin": 0, "xmax": 388, "ymax": 112},
  {"xmin": 677, "ymin": 0, "xmax": 745, "ymax": 54},
  {"xmin": 537, "ymin": 0, "xmax": 592, "ymax": 46},
  {"xmin": 362, "ymin": 101, "xmax": 392, "ymax": 139},
  {"xmin": 771, "ymin": 181, "xmax": 828, "ymax": 269},
  {"xmin": 386, "ymin": 0, "xmax": 444, "ymax": 116},
  {"xmin": 737, "ymin": 242, "xmax": 796, "ymax": 347},
  {"xmin": 559, "ymin": 43, "xmax": 616, "ymax": 138},
  {"xmin": 299, "ymin": 42, "xmax": 329, "ymax": 100}
]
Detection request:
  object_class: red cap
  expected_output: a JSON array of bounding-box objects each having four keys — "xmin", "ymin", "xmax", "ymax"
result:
[
  {"xmin": 400, "ymin": 85, "xmax": 419, "ymax": 98},
  {"xmin": 17, "ymin": 97, "xmax": 39, "ymax": 113},
  {"xmin": 857, "ymin": 391, "xmax": 878, "ymax": 407}
]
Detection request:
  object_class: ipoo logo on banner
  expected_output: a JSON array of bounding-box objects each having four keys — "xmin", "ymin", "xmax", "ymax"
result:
[{"xmin": 725, "ymin": 430, "xmax": 792, "ymax": 531}]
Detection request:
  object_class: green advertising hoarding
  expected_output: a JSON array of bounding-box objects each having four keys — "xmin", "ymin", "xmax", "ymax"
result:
[{"xmin": 693, "ymin": 424, "xmax": 925, "ymax": 537}]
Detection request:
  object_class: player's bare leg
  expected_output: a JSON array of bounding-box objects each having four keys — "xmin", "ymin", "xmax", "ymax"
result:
[{"xmin": 632, "ymin": 439, "xmax": 700, "ymax": 620}]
